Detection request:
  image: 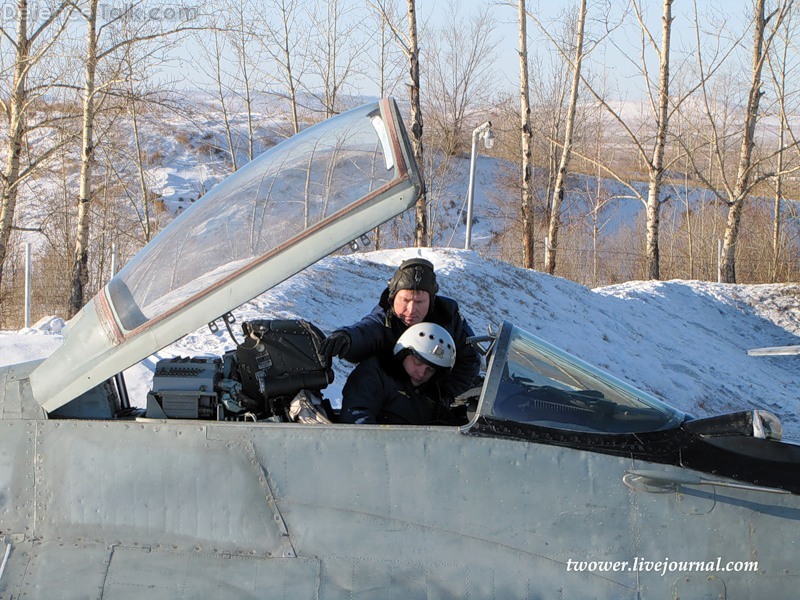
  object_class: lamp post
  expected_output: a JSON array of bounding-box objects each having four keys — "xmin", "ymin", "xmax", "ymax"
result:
[{"xmin": 464, "ymin": 121, "xmax": 495, "ymax": 250}]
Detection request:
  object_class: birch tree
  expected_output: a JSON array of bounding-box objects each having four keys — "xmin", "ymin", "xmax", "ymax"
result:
[
  {"xmin": 69, "ymin": 0, "xmax": 198, "ymax": 315},
  {"xmin": 591, "ymin": 0, "xmax": 675, "ymax": 280},
  {"xmin": 0, "ymin": 0, "xmax": 72, "ymax": 289},
  {"xmin": 194, "ymin": 0, "xmax": 266, "ymax": 170},
  {"xmin": 719, "ymin": 0, "xmax": 779, "ymax": 282},
  {"xmin": 518, "ymin": 0, "xmax": 535, "ymax": 268},
  {"xmin": 527, "ymin": 32, "xmax": 570, "ymax": 238},
  {"xmin": 261, "ymin": 0, "xmax": 310, "ymax": 135},
  {"xmin": 544, "ymin": 0, "xmax": 587, "ymax": 275},
  {"xmin": 371, "ymin": 0, "xmax": 428, "ymax": 246},
  {"xmin": 688, "ymin": 0, "xmax": 794, "ymax": 283},
  {"xmin": 232, "ymin": 0, "xmax": 262, "ymax": 162},
  {"xmin": 640, "ymin": 0, "xmax": 671, "ymax": 280},
  {"xmin": 308, "ymin": 0, "xmax": 366, "ymax": 118},
  {"xmin": 70, "ymin": 0, "xmax": 102, "ymax": 314},
  {"xmin": 423, "ymin": 0, "xmax": 497, "ymax": 156},
  {"xmin": 200, "ymin": 27, "xmax": 240, "ymax": 170},
  {"xmin": 537, "ymin": 0, "xmax": 689, "ymax": 280},
  {"xmin": 763, "ymin": 3, "xmax": 798, "ymax": 282},
  {"xmin": 407, "ymin": 0, "xmax": 427, "ymax": 246},
  {"xmin": 118, "ymin": 50, "xmax": 178, "ymax": 244},
  {"xmin": 366, "ymin": 0, "xmax": 405, "ymax": 250},
  {"xmin": 419, "ymin": 2, "xmax": 497, "ymax": 244},
  {"xmin": 366, "ymin": 0, "xmax": 405, "ymax": 99}
]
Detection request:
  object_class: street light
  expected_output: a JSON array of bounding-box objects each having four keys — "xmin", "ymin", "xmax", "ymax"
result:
[{"xmin": 465, "ymin": 121, "xmax": 494, "ymax": 250}]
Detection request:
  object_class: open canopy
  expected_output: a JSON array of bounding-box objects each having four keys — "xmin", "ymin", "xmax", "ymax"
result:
[{"xmin": 31, "ymin": 98, "xmax": 421, "ymax": 413}]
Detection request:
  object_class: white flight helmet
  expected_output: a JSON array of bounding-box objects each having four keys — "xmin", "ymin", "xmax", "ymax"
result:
[{"xmin": 394, "ymin": 323, "xmax": 456, "ymax": 370}]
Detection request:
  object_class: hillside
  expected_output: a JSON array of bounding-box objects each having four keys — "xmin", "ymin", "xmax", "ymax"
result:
[{"xmin": 7, "ymin": 98, "xmax": 799, "ymax": 323}]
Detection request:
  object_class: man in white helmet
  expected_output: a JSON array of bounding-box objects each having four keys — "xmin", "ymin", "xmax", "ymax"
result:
[
  {"xmin": 321, "ymin": 257, "xmax": 480, "ymax": 404},
  {"xmin": 339, "ymin": 323, "xmax": 460, "ymax": 425}
]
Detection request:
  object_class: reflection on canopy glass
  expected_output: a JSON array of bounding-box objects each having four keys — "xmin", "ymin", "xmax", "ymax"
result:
[
  {"xmin": 108, "ymin": 103, "xmax": 396, "ymax": 331},
  {"xmin": 488, "ymin": 327, "xmax": 684, "ymax": 434}
]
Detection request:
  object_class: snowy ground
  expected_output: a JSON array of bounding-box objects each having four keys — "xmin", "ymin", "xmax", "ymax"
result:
[{"xmin": 2, "ymin": 248, "xmax": 798, "ymax": 440}]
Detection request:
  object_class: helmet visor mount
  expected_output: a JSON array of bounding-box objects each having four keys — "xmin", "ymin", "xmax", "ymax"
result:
[{"xmin": 394, "ymin": 322, "xmax": 456, "ymax": 371}]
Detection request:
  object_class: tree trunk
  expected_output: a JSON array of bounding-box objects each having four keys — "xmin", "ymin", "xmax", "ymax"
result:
[
  {"xmin": 235, "ymin": 10, "xmax": 255, "ymax": 162},
  {"xmin": 771, "ymin": 13, "xmax": 790, "ymax": 283},
  {"xmin": 720, "ymin": 0, "xmax": 768, "ymax": 283},
  {"xmin": 0, "ymin": 0, "xmax": 30, "ymax": 289},
  {"xmin": 325, "ymin": 0, "xmax": 337, "ymax": 118},
  {"xmin": 211, "ymin": 29, "xmax": 238, "ymax": 171},
  {"xmin": 684, "ymin": 159, "xmax": 695, "ymax": 279},
  {"xmin": 771, "ymin": 97, "xmax": 785, "ymax": 283},
  {"xmin": 280, "ymin": 0, "xmax": 301, "ymax": 134},
  {"xmin": 592, "ymin": 208, "xmax": 599, "ymax": 287},
  {"xmin": 772, "ymin": 177, "xmax": 782, "ymax": 282},
  {"xmin": 70, "ymin": 0, "xmax": 99, "ymax": 316},
  {"xmin": 407, "ymin": 0, "xmax": 427, "ymax": 247},
  {"xmin": 129, "ymin": 93, "xmax": 153, "ymax": 242},
  {"xmin": 643, "ymin": 0, "xmax": 673, "ymax": 281},
  {"xmin": 519, "ymin": 0, "xmax": 534, "ymax": 269},
  {"xmin": 545, "ymin": 0, "xmax": 586, "ymax": 275},
  {"xmin": 645, "ymin": 176, "xmax": 661, "ymax": 279}
]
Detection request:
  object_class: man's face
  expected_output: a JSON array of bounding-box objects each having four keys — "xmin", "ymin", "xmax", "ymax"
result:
[
  {"xmin": 402, "ymin": 354, "xmax": 438, "ymax": 387},
  {"xmin": 392, "ymin": 289, "xmax": 431, "ymax": 326}
]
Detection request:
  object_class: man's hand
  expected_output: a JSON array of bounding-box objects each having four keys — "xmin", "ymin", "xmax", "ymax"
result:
[{"xmin": 321, "ymin": 331, "xmax": 351, "ymax": 363}]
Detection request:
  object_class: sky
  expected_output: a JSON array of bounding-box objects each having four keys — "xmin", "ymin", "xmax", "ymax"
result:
[
  {"xmin": 149, "ymin": 0, "xmax": 755, "ymax": 101},
  {"xmin": 7, "ymin": 0, "xmax": 757, "ymax": 105},
  {"xmin": 411, "ymin": 0, "xmax": 755, "ymax": 100},
  {"xmin": 3, "ymin": 247, "xmax": 799, "ymax": 441}
]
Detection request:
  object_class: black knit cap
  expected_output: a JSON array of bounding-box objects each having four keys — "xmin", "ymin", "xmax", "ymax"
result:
[{"xmin": 388, "ymin": 258, "xmax": 439, "ymax": 299}]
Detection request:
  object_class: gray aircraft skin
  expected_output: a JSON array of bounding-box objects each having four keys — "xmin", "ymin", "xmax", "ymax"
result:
[
  {"xmin": 748, "ymin": 345, "xmax": 800, "ymax": 356},
  {"xmin": 1, "ymin": 98, "xmax": 799, "ymax": 599}
]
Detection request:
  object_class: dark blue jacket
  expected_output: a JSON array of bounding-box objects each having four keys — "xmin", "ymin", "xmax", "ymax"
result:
[
  {"xmin": 338, "ymin": 289, "xmax": 481, "ymax": 400},
  {"xmin": 339, "ymin": 355, "xmax": 447, "ymax": 425}
]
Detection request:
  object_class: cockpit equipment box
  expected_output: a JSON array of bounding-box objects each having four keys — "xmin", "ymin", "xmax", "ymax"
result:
[{"xmin": 146, "ymin": 357, "xmax": 221, "ymax": 419}]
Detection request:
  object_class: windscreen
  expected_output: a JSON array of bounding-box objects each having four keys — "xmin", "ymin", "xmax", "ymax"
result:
[
  {"xmin": 485, "ymin": 326, "xmax": 684, "ymax": 434},
  {"xmin": 108, "ymin": 102, "xmax": 397, "ymax": 331}
]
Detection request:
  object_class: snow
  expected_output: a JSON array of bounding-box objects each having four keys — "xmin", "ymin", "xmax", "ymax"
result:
[{"xmin": 2, "ymin": 247, "xmax": 798, "ymax": 440}]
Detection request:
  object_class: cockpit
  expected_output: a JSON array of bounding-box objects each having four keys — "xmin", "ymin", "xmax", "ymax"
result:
[
  {"xmin": 4, "ymin": 96, "xmax": 795, "ymax": 502},
  {"xmin": 471, "ymin": 323, "xmax": 685, "ymax": 435}
]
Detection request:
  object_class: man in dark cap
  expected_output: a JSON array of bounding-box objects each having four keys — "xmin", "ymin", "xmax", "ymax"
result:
[{"xmin": 321, "ymin": 257, "xmax": 480, "ymax": 403}]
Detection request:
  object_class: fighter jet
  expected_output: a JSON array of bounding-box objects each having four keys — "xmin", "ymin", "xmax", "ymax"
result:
[{"xmin": 1, "ymin": 98, "xmax": 798, "ymax": 599}]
